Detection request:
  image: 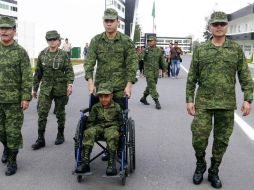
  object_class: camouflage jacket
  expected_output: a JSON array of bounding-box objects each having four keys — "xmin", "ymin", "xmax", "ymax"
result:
[
  {"xmin": 141, "ymin": 46, "xmax": 167, "ymax": 76},
  {"xmin": 186, "ymin": 38, "xmax": 254, "ymax": 109},
  {"xmin": 0, "ymin": 41, "xmax": 33, "ymax": 103},
  {"xmin": 84, "ymin": 31, "xmax": 138, "ymax": 92},
  {"xmin": 87, "ymin": 100, "xmax": 122, "ymax": 128},
  {"xmin": 33, "ymin": 48, "xmax": 74, "ymax": 96}
]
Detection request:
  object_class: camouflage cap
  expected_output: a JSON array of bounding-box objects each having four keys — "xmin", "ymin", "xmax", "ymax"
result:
[
  {"xmin": 0, "ymin": 16, "xmax": 16, "ymax": 28},
  {"xmin": 103, "ymin": 8, "xmax": 118, "ymax": 20},
  {"xmin": 147, "ymin": 36, "xmax": 156, "ymax": 41},
  {"xmin": 97, "ymin": 82, "xmax": 113, "ymax": 95},
  {"xmin": 45, "ymin": 30, "xmax": 61, "ymax": 40},
  {"xmin": 209, "ymin": 11, "xmax": 228, "ymax": 24}
]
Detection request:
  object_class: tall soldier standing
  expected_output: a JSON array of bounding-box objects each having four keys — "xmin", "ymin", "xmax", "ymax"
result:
[
  {"xmin": 186, "ymin": 11, "xmax": 254, "ymax": 189},
  {"xmin": 84, "ymin": 8, "xmax": 138, "ymax": 163},
  {"xmin": 0, "ymin": 16, "xmax": 33, "ymax": 176},
  {"xmin": 32, "ymin": 30, "xmax": 74, "ymax": 150},
  {"xmin": 140, "ymin": 36, "xmax": 167, "ymax": 109}
]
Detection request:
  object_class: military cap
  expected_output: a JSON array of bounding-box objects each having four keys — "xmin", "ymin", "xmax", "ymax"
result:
[
  {"xmin": 45, "ymin": 30, "xmax": 61, "ymax": 40},
  {"xmin": 103, "ymin": 8, "xmax": 118, "ymax": 20},
  {"xmin": 0, "ymin": 16, "xmax": 16, "ymax": 28},
  {"xmin": 147, "ymin": 36, "xmax": 156, "ymax": 41},
  {"xmin": 209, "ymin": 11, "xmax": 228, "ymax": 24},
  {"xmin": 97, "ymin": 82, "xmax": 113, "ymax": 95}
]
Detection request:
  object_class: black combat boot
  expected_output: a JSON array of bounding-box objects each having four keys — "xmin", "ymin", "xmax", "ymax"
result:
[
  {"xmin": 55, "ymin": 128, "xmax": 65, "ymax": 145},
  {"xmin": 1, "ymin": 144, "xmax": 9, "ymax": 164},
  {"xmin": 140, "ymin": 95, "xmax": 150, "ymax": 105},
  {"xmin": 193, "ymin": 154, "xmax": 207, "ymax": 185},
  {"xmin": 75, "ymin": 146, "xmax": 91, "ymax": 173},
  {"xmin": 5, "ymin": 150, "xmax": 18, "ymax": 176},
  {"xmin": 153, "ymin": 98, "xmax": 161, "ymax": 109},
  {"xmin": 208, "ymin": 157, "xmax": 222, "ymax": 189},
  {"xmin": 31, "ymin": 130, "xmax": 45, "ymax": 150},
  {"xmin": 106, "ymin": 151, "xmax": 117, "ymax": 176}
]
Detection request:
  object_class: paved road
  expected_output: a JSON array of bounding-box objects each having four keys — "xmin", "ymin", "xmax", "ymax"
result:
[{"xmin": 1, "ymin": 55, "xmax": 254, "ymax": 190}]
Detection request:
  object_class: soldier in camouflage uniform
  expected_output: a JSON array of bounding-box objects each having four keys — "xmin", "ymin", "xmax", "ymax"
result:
[
  {"xmin": 139, "ymin": 36, "xmax": 167, "ymax": 109},
  {"xmin": 186, "ymin": 12, "xmax": 254, "ymax": 189},
  {"xmin": 84, "ymin": 8, "xmax": 138, "ymax": 98},
  {"xmin": 32, "ymin": 30, "xmax": 74, "ymax": 150},
  {"xmin": 0, "ymin": 17, "xmax": 33, "ymax": 176},
  {"xmin": 75, "ymin": 82, "xmax": 122, "ymax": 176},
  {"xmin": 84, "ymin": 8, "xmax": 138, "ymax": 161}
]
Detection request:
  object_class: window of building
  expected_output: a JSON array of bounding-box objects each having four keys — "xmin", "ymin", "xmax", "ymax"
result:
[
  {"xmin": 165, "ymin": 40, "xmax": 173, "ymax": 43},
  {"xmin": 238, "ymin": 25, "xmax": 241, "ymax": 33},
  {"xmin": 11, "ymin": 6, "xmax": 17, "ymax": 12},
  {"xmin": 0, "ymin": 3, "xmax": 9, "ymax": 10}
]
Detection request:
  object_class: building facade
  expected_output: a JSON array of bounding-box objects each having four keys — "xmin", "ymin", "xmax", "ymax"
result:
[
  {"xmin": 0, "ymin": 0, "xmax": 17, "ymax": 18},
  {"xmin": 137, "ymin": 33, "xmax": 192, "ymax": 53},
  {"xmin": 227, "ymin": 4, "xmax": 254, "ymax": 62}
]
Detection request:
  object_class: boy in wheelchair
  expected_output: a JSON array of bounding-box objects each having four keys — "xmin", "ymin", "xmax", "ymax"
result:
[{"xmin": 75, "ymin": 82, "xmax": 123, "ymax": 176}]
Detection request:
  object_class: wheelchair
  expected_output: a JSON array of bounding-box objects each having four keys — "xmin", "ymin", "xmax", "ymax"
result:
[{"xmin": 73, "ymin": 95, "xmax": 136, "ymax": 185}]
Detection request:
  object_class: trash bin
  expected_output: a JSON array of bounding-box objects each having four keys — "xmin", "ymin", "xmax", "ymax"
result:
[{"xmin": 71, "ymin": 47, "xmax": 81, "ymax": 58}]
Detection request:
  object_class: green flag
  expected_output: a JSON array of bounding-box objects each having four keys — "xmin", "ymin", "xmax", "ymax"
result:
[{"xmin": 152, "ymin": 1, "xmax": 155, "ymax": 18}]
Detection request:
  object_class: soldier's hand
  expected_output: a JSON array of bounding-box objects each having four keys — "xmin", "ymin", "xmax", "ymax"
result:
[
  {"xmin": 21, "ymin": 100, "xmax": 29, "ymax": 110},
  {"xmin": 88, "ymin": 79, "xmax": 96, "ymax": 95},
  {"xmin": 124, "ymin": 82, "xmax": 132, "ymax": 98},
  {"xmin": 32, "ymin": 91, "xmax": 37, "ymax": 98},
  {"xmin": 241, "ymin": 101, "xmax": 251, "ymax": 116},
  {"xmin": 187, "ymin": 102, "xmax": 195, "ymax": 116},
  {"xmin": 67, "ymin": 85, "xmax": 72, "ymax": 96}
]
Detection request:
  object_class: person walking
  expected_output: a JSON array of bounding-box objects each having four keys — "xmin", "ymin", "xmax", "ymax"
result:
[
  {"xmin": 170, "ymin": 41, "xmax": 183, "ymax": 78},
  {"xmin": 83, "ymin": 42, "xmax": 89, "ymax": 60},
  {"xmin": 140, "ymin": 36, "xmax": 167, "ymax": 109},
  {"xmin": 0, "ymin": 16, "xmax": 33, "ymax": 176},
  {"xmin": 32, "ymin": 30, "xmax": 74, "ymax": 150},
  {"xmin": 186, "ymin": 11, "xmax": 254, "ymax": 189},
  {"xmin": 62, "ymin": 38, "xmax": 72, "ymax": 58}
]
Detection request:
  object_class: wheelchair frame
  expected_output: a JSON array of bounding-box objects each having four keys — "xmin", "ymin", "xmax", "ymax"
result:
[{"xmin": 73, "ymin": 95, "xmax": 135, "ymax": 185}]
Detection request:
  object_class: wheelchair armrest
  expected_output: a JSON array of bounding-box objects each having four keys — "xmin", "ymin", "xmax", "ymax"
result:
[{"xmin": 80, "ymin": 108, "xmax": 90, "ymax": 114}]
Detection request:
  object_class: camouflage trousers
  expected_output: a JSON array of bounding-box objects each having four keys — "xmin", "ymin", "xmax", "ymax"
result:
[
  {"xmin": 191, "ymin": 109, "xmax": 234, "ymax": 163},
  {"xmin": 37, "ymin": 93, "xmax": 67, "ymax": 131},
  {"xmin": 143, "ymin": 75, "xmax": 159, "ymax": 99},
  {"xmin": 0, "ymin": 103, "xmax": 24, "ymax": 150},
  {"xmin": 83, "ymin": 125, "xmax": 119, "ymax": 152}
]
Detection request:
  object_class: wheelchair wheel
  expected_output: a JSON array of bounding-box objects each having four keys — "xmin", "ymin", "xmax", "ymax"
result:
[
  {"xmin": 74, "ymin": 120, "xmax": 81, "ymax": 160},
  {"xmin": 127, "ymin": 118, "xmax": 136, "ymax": 173}
]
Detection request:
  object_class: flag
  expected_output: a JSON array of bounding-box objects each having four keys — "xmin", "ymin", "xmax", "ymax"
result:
[{"xmin": 152, "ymin": 1, "xmax": 155, "ymax": 18}]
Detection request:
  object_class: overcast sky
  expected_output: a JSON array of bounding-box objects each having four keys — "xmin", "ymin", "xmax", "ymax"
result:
[{"xmin": 18, "ymin": 0, "xmax": 253, "ymax": 57}]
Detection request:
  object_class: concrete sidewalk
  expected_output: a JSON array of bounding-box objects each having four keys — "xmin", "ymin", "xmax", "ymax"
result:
[{"xmin": 73, "ymin": 64, "xmax": 84, "ymax": 75}]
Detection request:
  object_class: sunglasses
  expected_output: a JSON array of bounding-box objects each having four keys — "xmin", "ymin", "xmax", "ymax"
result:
[
  {"xmin": 47, "ymin": 38, "xmax": 58, "ymax": 41},
  {"xmin": 211, "ymin": 22, "xmax": 227, "ymax": 27}
]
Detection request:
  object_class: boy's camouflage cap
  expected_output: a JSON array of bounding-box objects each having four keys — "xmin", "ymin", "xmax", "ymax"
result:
[
  {"xmin": 210, "ymin": 11, "xmax": 228, "ymax": 24},
  {"xmin": 0, "ymin": 16, "xmax": 16, "ymax": 28},
  {"xmin": 103, "ymin": 8, "xmax": 118, "ymax": 20},
  {"xmin": 97, "ymin": 82, "xmax": 113, "ymax": 95},
  {"xmin": 45, "ymin": 30, "xmax": 61, "ymax": 40}
]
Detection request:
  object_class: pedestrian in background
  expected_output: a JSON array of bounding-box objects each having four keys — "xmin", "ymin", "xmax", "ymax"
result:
[
  {"xmin": 140, "ymin": 36, "xmax": 167, "ymax": 109},
  {"xmin": 165, "ymin": 42, "xmax": 173, "ymax": 77},
  {"xmin": 83, "ymin": 42, "xmax": 89, "ymax": 60},
  {"xmin": 186, "ymin": 11, "xmax": 254, "ymax": 189},
  {"xmin": 136, "ymin": 46, "xmax": 144, "ymax": 77},
  {"xmin": 0, "ymin": 16, "xmax": 33, "ymax": 176},
  {"xmin": 62, "ymin": 38, "xmax": 72, "ymax": 58},
  {"xmin": 170, "ymin": 41, "xmax": 183, "ymax": 78},
  {"xmin": 32, "ymin": 30, "xmax": 74, "ymax": 150}
]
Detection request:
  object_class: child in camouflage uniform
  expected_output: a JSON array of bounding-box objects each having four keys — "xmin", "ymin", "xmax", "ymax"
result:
[{"xmin": 75, "ymin": 82, "xmax": 122, "ymax": 176}]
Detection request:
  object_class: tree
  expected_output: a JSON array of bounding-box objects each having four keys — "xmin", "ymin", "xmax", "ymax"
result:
[
  {"xmin": 133, "ymin": 22, "xmax": 142, "ymax": 45},
  {"xmin": 203, "ymin": 23, "xmax": 211, "ymax": 41},
  {"xmin": 192, "ymin": 40, "xmax": 200, "ymax": 52}
]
